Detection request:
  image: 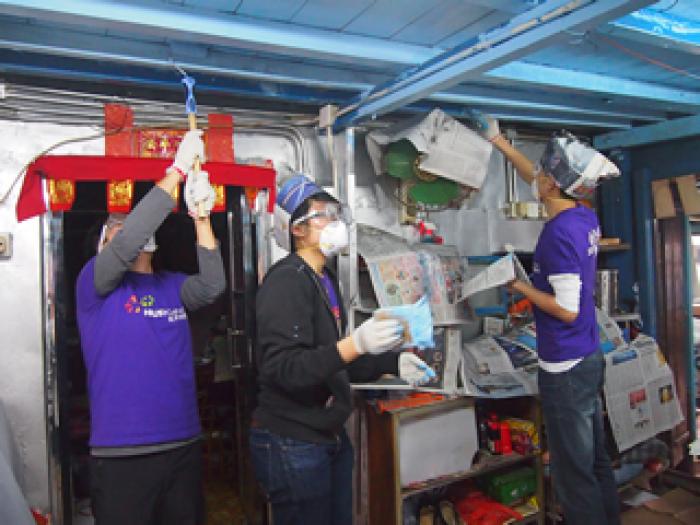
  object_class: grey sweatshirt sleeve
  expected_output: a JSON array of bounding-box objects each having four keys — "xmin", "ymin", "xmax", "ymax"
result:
[
  {"xmin": 180, "ymin": 244, "xmax": 226, "ymax": 311},
  {"xmin": 94, "ymin": 186, "xmax": 175, "ymax": 296}
]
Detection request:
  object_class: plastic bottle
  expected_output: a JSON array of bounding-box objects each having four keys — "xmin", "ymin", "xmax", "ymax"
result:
[
  {"xmin": 487, "ymin": 413, "xmax": 501, "ymax": 454},
  {"xmin": 500, "ymin": 421, "xmax": 512, "ymax": 455}
]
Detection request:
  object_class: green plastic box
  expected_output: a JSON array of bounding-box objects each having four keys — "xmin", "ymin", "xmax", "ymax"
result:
[{"xmin": 483, "ymin": 466, "xmax": 536, "ymax": 506}]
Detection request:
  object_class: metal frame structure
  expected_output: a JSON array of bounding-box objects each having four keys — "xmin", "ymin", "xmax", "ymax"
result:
[{"xmin": 1, "ymin": 0, "xmax": 697, "ymax": 129}]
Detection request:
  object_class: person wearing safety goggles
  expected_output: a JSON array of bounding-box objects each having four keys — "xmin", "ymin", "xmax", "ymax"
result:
[
  {"xmin": 75, "ymin": 130, "xmax": 225, "ymax": 525},
  {"xmin": 251, "ymin": 173, "xmax": 434, "ymax": 525},
  {"xmin": 470, "ymin": 111, "xmax": 621, "ymax": 525}
]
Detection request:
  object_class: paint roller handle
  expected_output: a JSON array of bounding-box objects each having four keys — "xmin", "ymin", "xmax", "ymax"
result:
[{"xmin": 187, "ymin": 113, "xmax": 206, "ymax": 218}]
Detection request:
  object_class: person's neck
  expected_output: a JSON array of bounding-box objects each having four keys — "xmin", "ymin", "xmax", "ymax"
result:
[
  {"xmin": 543, "ymin": 196, "xmax": 576, "ymax": 220},
  {"xmin": 130, "ymin": 252, "xmax": 154, "ymax": 274},
  {"xmin": 296, "ymin": 246, "xmax": 326, "ymax": 275}
]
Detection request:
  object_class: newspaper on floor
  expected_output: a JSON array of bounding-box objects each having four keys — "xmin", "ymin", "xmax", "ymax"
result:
[
  {"xmin": 457, "ymin": 253, "xmax": 530, "ymax": 302},
  {"xmin": 460, "ymin": 333, "xmax": 538, "ymax": 398},
  {"xmin": 604, "ymin": 334, "xmax": 684, "ymax": 452}
]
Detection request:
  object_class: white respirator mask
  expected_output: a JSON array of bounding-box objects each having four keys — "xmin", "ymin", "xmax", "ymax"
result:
[{"xmin": 318, "ymin": 220, "xmax": 349, "ymax": 257}]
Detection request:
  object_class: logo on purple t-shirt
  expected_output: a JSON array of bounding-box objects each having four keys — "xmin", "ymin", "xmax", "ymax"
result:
[{"xmin": 531, "ymin": 206, "xmax": 600, "ymax": 362}]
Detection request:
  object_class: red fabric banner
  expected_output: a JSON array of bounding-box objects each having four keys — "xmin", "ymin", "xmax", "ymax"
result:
[{"xmin": 16, "ymin": 155, "xmax": 276, "ymax": 222}]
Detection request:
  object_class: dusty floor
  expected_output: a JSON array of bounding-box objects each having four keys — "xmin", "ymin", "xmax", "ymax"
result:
[{"xmin": 204, "ymin": 478, "xmax": 246, "ymax": 525}]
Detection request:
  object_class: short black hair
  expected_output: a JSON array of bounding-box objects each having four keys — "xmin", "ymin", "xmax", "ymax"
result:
[{"xmin": 289, "ymin": 192, "xmax": 336, "ymax": 250}]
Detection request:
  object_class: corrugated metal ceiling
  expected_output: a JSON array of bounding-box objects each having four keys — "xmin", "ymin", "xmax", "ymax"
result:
[{"xmin": 0, "ymin": 0, "xmax": 697, "ymax": 137}]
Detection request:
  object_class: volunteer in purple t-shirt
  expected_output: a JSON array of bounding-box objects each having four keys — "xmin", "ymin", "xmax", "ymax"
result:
[
  {"xmin": 471, "ymin": 112, "xmax": 621, "ymax": 525},
  {"xmin": 251, "ymin": 173, "xmax": 435, "ymax": 525},
  {"xmin": 76, "ymin": 130, "xmax": 225, "ymax": 525}
]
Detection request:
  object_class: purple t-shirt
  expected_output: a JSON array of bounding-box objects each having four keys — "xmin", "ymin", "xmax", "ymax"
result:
[
  {"xmin": 76, "ymin": 258, "xmax": 201, "ymax": 447},
  {"xmin": 319, "ymin": 271, "xmax": 341, "ymax": 322},
  {"xmin": 531, "ymin": 205, "xmax": 600, "ymax": 362}
]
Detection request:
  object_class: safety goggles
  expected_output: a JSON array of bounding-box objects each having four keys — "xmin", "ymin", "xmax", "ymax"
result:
[{"xmin": 291, "ymin": 202, "xmax": 352, "ymax": 226}]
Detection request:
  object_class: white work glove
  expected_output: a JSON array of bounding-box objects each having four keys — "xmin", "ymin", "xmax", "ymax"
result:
[
  {"xmin": 172, "ymin": 129, "xmax": 206, "ymax": 175},
  {"xmin": 353, "ymin": 317, "xmax": 404, "ymax": 355},
  {"xmin": 467, "ymin": 109, "xmax": 500, "ymax": 141},
  {"xmin": 185, "ymin": 170, "xmax": 216, "ymax": 217},
  {"xmin": 399, "ymin": 352, "xmax": 436, "ymax": 387}
]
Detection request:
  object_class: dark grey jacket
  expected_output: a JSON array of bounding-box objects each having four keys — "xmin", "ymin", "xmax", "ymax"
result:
[{"xmin": 254, "ymin": 253, "xmax": 398, "ymax": 443}]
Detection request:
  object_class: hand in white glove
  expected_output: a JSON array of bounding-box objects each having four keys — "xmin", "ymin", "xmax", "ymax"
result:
[
  {"xmin": 466, "ymin": 109, "xmax": 500, "ymax": 141},
  {"xmin": 399, "ymin": 352, "xmax": 436, "ymax": 387},
  {"xmin": 185, "ymin": 170, "xmax": 216, "ymax": 217},
  {"xmin": 172, "ymin": 129, "xmax": 206, "ymax": 175},
  {"xmin": 353, "ymin": 317, "xmax": 403, "ymax": 355}
]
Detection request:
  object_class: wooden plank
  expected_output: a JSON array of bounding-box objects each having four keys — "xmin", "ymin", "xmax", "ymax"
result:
[
  {"xmin": 656, "ymin": 216, "xmax": 691, "ymax": 467},
  {"xmin": 366, "ymin": 404, "xmax": 399, "ymax": 524}
]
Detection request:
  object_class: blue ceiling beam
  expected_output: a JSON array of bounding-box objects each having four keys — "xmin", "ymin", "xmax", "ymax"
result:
[
  {"xmin": 0, "ymin": 20, "xmax": 667, "ymax": 124},
  {"xmin": 487, "ymin": 61, "xmax": 700, "ymax": 110},
  {"xmin": 607, "ymin": 7, "xmax": 700, "ymax": 54},
  {"xmin": 458, "ymin": 0, "xmax": 541, "ymax": 14},
  {"xmin": 0, "ymin": 49, "xmax": 356, "ymax": 106},
  {"xmin": 0, "ymin": 0, "xmax": 435, "ymax": 65},
  {"xmin": 335, "ymin": 0, "xmax": 655, "ymax": 127},
  {"xmin": 0, "ymin": 0, "xmax": 695, "ymax": 117},
  {"xmin": 593, "ymin": 113, "xmax": 700, "ymax": 149},
  {"xmin": 0, "ymin": 50, "xmax": 635, "ymax": 130}
]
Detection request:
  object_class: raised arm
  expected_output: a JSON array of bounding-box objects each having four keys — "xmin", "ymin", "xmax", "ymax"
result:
[
  {"xmin": 179, "ymin": 216, "xmax": 225, "ymax": 311},
  {"xmin": 490, "ymin": 134, "xmax": 537, "ymax": 185},
  {"xmin": 94, "ymin": 129, "xmax": 204, "ymax": 295},
  {"xmin": 94, "ymin": 168, "xmax": 182, "ymax": 295},
  {"xmin": 468, "ymin": 110, "xmax": 538, "ymax": 185}
]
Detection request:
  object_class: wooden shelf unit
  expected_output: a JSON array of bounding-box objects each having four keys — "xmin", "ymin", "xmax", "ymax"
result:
[{"xmin": 366, "ymin": 396, "xmax": 545, "ymax": 525}]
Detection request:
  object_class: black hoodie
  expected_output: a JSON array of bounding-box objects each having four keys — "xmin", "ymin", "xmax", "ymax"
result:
[{"xmin": 253, "ymin": 253, "xmax": 399, "ymax": 443}]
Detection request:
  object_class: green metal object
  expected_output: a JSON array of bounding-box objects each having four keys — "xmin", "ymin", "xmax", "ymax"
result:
[
  {"xmin": 409, "ymin": 178, "xmax": 459, "ymax": 205},
  {"xmin": 385, "ymin": 139, "xmax": 418, "ymax": 180},
  {"xmin": 483, "ymin": 466, "xmax": 536, "ymax": 506}
]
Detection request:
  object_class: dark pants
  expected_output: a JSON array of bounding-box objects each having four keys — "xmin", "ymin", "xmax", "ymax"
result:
[
  {"xmin": 249, "ymin": 427, "xmax": 353, "ymax": 525},
  {"xmin": 539, "ymin": 351, "xmax": 620, "ymax": 525},
  {"xmin": 89, "ymin": 441, "xmax": 204, "ymax": 525}
]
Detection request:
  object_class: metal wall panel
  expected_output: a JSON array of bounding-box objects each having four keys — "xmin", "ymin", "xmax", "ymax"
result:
[{"xmin": 0, "ymin": 121, "xmax": 102, "ymax": 512}]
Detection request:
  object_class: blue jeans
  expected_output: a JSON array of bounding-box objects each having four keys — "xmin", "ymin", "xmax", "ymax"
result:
[
  {"xmin": 249, "ymin": 427, "xmax": 353, "ymax": 525},
  {"xmin": 538, "ymin": 350, "xmax": 620, "ymax": 525}
]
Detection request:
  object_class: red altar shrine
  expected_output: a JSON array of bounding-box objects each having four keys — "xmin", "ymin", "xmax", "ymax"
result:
[{"xmin": 16, "ymin": 104, "xmax": 276, "ymax": 221}]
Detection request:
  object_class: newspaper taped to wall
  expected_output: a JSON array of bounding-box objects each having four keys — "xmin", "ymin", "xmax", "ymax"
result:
[
  {"xmin": 461, "ymin": 333, "xmax": 539, "ymax": 398},
  {"xmin": 604, "ymin": 335, "xmax": 684, "ymax": 452},
  {"xmin": 457, "ymin": 253, "xmax": 530, "ymax": 301},
  {"xmin": 365, "ymin": 108, "xmax": 492, "ymax": 190},
  {"xmin": 362, "ymin": 245, "xmax": 470, "ymax": 324}
]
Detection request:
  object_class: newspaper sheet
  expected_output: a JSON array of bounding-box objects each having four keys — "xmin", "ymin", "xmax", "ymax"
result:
[
  {"xmin": 458, "ymin": 253, "xmax": 530, "ymax": 301},
  {"xmin": 363, "ymin": 246, "xmax": 469, "ymax": 324},
  {"xmin": 604, "ymin": 335, "xmax": 683, "ymax": 452},
  {"xmin": 461, "ymin": 334, "xmax": 538, "ymax": 398},
  {"xmin": 351, "ymin": 327, "xmax": 462, "ymax": 394},
  {"xmin": 365, "ymin": 251, "xmax": 426, "ymax": 307},
  {"xmin": 365, "ymin": 108, "xmax": 492, "ymax": 190},
  {"xmin": 596, "ymin": 308, "xmax": 627, "ymax": 353},
  {"xmin": 419, "ymin": 245, "xmax": 469, "ymax": 323}
]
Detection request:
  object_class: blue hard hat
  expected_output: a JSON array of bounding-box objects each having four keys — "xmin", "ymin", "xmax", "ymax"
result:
[{"xmin": 276, "ymin": 174, "xmax": 326, "ymax": 216}]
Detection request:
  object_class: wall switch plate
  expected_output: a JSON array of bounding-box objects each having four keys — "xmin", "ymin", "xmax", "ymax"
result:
[{"xmin": 0, "ymin": 232, "xmax": 12, "ymax": 259}]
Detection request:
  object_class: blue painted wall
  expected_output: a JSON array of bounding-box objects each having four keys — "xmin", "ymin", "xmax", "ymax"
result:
[
  {"xmin": 600, "ymin": 135, "xmax": 700, "ymax": 335},
  {"xmin": 600, "ymin": 135, "xmax": 700, "ymax": 441}
]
